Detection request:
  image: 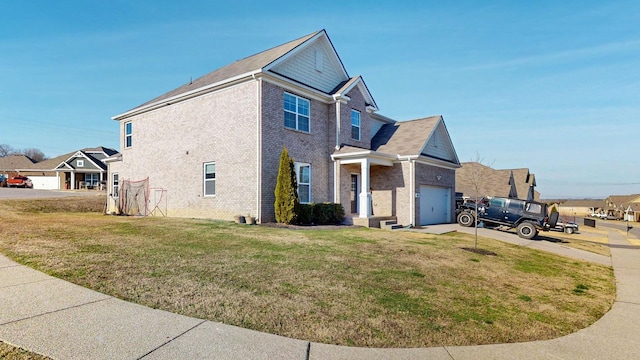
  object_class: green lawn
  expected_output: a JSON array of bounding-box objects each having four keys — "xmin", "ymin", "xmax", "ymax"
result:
[{"xmin": 0, "ymin": 196, "xmax": 615, "ymax": 348}]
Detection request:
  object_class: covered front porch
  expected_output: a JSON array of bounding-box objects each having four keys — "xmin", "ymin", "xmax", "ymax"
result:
[{"xmin": 332, "ymin": 150, "xmax": 398, "ymax": 227}]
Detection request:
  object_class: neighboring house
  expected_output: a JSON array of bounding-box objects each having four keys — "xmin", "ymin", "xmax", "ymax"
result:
[
  {"xmin": 107, "ymin": 30, "xmax": 460, "ymax": 226},
  {"xmin": 0, "ymin": 155, "xmax": 35, "ymax": 179},
  {"xmin": 604, "ymin": 194, "xmax": 640, "ymax": 221},
  {"xmin": 16, "ymin": 147, "xmax": 118, "ymax": 190},
  {"xmin": 456, "ymin": 162, "xmax": 539, "ymax": 201}
]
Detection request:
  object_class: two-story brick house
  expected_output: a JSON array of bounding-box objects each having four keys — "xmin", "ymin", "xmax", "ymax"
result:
[{"xmin": 107, "ymin": 30, "xmax": 460, "ymax": 226}]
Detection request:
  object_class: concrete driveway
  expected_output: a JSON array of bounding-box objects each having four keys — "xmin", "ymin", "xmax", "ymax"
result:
[{"xmin": 0, "ymin": 188, "xmax": 103, "ymax": 199}]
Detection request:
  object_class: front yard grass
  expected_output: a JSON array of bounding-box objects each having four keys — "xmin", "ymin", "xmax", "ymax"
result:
[{"xmin": 0, "ymin": 197, "xmax": 615, "ymax": 348}]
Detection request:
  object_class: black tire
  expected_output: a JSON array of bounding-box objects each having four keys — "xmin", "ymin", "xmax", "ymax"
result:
[
  {"xmin": 548, "ymin": 212, "xmax": 559, "ymax": 228},
  {"xmin": 565, "ymin": 227, "xmax": 575, "ymax": 234},
  {"xmin": 517, "ymin": 222, "xmax": 537, "ymax": 240},
  {"xmin": 457, "ymin": 211, "xmax": 475, "ymax": 227}
]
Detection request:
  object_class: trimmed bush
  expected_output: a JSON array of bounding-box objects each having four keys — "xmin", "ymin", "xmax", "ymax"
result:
[{"xmin": 295, "ymin": 203, "xmax": 345, "ymax": 225}]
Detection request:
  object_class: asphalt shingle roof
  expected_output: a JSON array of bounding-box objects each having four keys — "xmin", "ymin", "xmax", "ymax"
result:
[
  {"xmin": 371, "ymin": 116, "xmax": 440, "ymax": 156},
  {"xmin": 127, "ymin": 31, "xmax": 322, "ymax": 113},
  {"xmin": 0, "ymin": 155, "xmax": 34, "ymax": 172}
]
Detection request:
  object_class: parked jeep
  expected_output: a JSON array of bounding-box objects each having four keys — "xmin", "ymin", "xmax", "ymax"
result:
[{"xmin": 456, "ymin": 197, "xmax": 558, "ymax": 239}]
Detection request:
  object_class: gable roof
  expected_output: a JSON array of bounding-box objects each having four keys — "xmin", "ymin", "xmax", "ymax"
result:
[
  {"xmin": 331, "ymin": 76, "xmax": 378, "ymax": 111},
  {"xmin": 0, "ymin": 155, "xmax": 35, "ymax": 172},
  {"xmin": 371, "ymin": 116, "xmax": 456, "ymax": 159}
]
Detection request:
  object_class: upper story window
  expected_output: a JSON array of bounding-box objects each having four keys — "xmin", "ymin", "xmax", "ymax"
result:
[
  {"xmin": 351, "ymin": 110, "xmax": 361, "ymax": 141},
  {"xmin": 77, "ymin": 159, "xmax": 84, "ymax": 167},
  {"xmin": 204, "ymin": 162, "xmax": 216, "ymax": 196},
  {"xmin": 125, "ymin": 121, "xmax": 133, "ymax": 148},
  {"xmin": 295, "ymin": 162, "xmax": 311, "ymax": 204},
  {"xmin": 284, "ymin": 93, "xmax": 310, "ymax": 133}
]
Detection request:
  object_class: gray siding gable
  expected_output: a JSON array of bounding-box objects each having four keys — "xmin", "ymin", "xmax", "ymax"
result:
[
  {"xmin": 421, "ymin": 121, "xmax": 458, "ymax": 163},
  {"xmin": 269, "ymin": 36, "xmax": 348, "ymax": 93}
]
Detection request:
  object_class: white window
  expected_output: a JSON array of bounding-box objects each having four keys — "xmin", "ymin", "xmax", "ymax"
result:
[
  {"xmin": 204, "ymin": 162, "xmax": 216, "ymax": 196},
  {"xmin": 351, "ymin": 110, "xmax": 360, "ymax": 141},
  {"xmin": 125, "ymin": 121, "xmax": 132, "ymax": 148},
  {"xmin": 77, "ymin": 159, "xmax": 84, "ymax": 167},
  {"xmin": 295, "ymin": 162, "xmax": 311, "ymax": 204},
  {"xmin": 112, "ymin": 173, "xmax": 119, "ymax": 198},
  {"xmin": 284, "ymin": 93, "xmax": 310, "ymax": 132}
]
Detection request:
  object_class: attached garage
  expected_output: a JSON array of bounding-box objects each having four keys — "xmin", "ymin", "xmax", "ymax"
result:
[
  {"xmin": 28, "ymin": 175, "xmax": 59, "ymax": 190},
  {"xmin": 419, "ymin": 185, "xmax": 451, "ymax": 225}
]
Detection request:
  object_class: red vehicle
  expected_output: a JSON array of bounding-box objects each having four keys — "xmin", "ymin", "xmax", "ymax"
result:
[{"xmin": 7, "ymin": 176, "xmax": 33, "ymax": 188}]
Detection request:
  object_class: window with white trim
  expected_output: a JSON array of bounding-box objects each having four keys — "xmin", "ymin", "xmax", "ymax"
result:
[
  {"xmin": 284, "ymin": 93, "xmax": 310, "ymax": 132},
  {"xmin": 112, "ymin": 173, "xmax": 119, "ymax": 198},
  {"xmin": 295, "ymin": 162, "xmax": 311, "ymax": 204},
  {"xmin": 204, "ymin": 162, "xmax": 216, "ymax": 196},
  {"xmin": 77, "ymin": 159, "xmax": 84, "ymax": 167},
  {"xmin": 125, "ymin": 121, "xmax": 132, "ymax": 148},
  {"xmin": 351, "ymin": 110, "xmax": 360, "ymax": 141}
]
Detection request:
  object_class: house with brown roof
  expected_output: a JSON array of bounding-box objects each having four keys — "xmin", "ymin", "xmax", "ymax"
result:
[
  {"xmin": 604, "ymin": 194, "xmax": 640, "ymax": 221},
  {"xmin": 456, "ymin": 162, "xmax": 538, "ymax": 201},
  {"xmin": 107, "ymin": 30, "xmax": 460, "ymax": 226}
]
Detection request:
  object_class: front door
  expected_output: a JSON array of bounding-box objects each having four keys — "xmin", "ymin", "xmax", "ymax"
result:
[{"xmin": 351, "ymin": 174, "xmax": 359, "ymax": 214}]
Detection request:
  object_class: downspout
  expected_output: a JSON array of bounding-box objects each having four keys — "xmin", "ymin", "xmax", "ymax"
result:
[
  {"xmin": 333, "ymin": 96, "xmax": 341, "ymax": 203},
  {"xmin": 253, "ymin": 74, "xmax": 262, "ymax": 222},
  {"xmin": 410, "ymin": 159, "xmax": 415, "ymax": 226},
  {"xmin": 334, "ymin": 96, "xmax": 341, "ymax": 150}
]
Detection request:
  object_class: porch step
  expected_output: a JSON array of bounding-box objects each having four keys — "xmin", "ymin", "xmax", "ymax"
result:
[{"xmin": 380, "ymin": 220, "xmax": 403, "ymax": 230}]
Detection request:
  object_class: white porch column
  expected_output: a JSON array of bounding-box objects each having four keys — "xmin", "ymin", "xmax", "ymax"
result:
[
  {"xmin": 358, "ymin": 159, "xmax": 372, "ymax": 218},
  {"xmin": 70, "ymin": 172, "xmax": 75, "ymax": 190}
]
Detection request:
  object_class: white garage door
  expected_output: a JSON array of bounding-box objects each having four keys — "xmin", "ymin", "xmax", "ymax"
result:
[
  {"xmin": 419, "ymin": 185, "xmax": 450, "ymax": 226},
  {"xmin": 29, "ymin": 176, "xmax": 59, "ymax": 190}
]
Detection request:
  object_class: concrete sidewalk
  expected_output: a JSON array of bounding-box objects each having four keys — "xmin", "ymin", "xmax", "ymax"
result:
[{"xmin": 1, "ymin": 227, "xmax": 639, "ymax": 359}]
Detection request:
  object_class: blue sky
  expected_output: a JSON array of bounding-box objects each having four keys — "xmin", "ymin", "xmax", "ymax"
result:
[{"xmin": 1, "ymin": 1, "xmax": 638, "ymax": 198}]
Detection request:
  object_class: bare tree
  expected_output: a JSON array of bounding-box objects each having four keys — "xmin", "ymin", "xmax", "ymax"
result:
[
  {"xmin": 0, "ymin": 144, "xmax": 16, "ymax": 157},
  {"xmin": 466, "ymin": 153, "xmax": 495, "ymax": 249},
  {"xmin": 21, "ymin": 148, "xmax": 47, "ymax": 162}
]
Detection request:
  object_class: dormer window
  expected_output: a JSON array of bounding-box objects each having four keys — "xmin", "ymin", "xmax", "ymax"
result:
[{"xmin": 77, "ymin": 160, "xmax": 84, "ymax": 167}]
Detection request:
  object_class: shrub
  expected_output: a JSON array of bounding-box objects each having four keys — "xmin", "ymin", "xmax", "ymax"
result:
[
  {"xmin": 274, "ymin": 147, "xmax": 299, "ymax": 224},
  {"xmin": 295, "ymin": 203, "xmax": 345, "ymax": 225}
]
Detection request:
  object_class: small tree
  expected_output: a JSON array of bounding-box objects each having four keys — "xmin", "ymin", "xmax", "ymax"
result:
[
  {"xmin": 467, "ymin": 153, "xmax": 494, "ymax": 250},
  {"xmin": 274, "ymin": 146, "xmax": 299, "ymax": 224}
]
